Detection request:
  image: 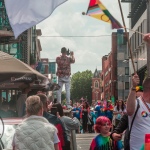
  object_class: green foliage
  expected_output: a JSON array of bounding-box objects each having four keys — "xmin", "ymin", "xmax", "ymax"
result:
[
  {"xmin": 71, "ymin": 70, "xmax": 93, "ymax": 104},
  {"xmin": 62, "ymin": 99, "xmax": 66, "ymax": 106},
  {"xmin": 61, "ymin": 91, "xmax": 66, "ymax": 102}
]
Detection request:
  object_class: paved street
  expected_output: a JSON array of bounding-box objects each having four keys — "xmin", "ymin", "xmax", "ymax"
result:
[{"xmin": 76, "ymin": 133, "xmax": 97, "ymax": 150}]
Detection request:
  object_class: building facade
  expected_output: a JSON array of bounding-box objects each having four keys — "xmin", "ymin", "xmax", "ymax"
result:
[
  {"xmin": 91, "ymin": 69, "xmax": 102, "ymax": 101},
  {"xmin": 0, "ymin": 0, "xmax": 42, "ymax": 66},
  {"xmin": 117, "ymin": 29, "xmax": 129, "ymax": 100},
  {"xmin": 101, "ymin": 30, "xmax": 129, "ymax": 101},
  {"xmin": 122, "ymin": 0, "xmax": 147, "ymax": 85},
  {"xmin": 101, "ymin": 53, "xmax": 117, "ymax": 101},
  {"xmin": 0, "ymin": 0, "xmax": 43, "ymax": 102}
]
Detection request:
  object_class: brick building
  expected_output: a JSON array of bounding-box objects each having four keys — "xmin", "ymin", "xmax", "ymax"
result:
[
  {"xmin": 100, "ymin": 32, "xmax": 117, "ymax": 101},
  {"xmin": 101, "ymin": 52, "xmax": 117, "ymax": 100}
]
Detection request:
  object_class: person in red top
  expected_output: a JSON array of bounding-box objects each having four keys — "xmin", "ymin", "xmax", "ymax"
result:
[{"xmin": 56, "ymin": 47, "xmax": 75, "ymax": 109}]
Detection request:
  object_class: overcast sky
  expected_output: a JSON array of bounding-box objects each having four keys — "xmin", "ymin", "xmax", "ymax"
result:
[{"xmin": 37, "ymin": 0, "xmax": 129, "ymax": 75}]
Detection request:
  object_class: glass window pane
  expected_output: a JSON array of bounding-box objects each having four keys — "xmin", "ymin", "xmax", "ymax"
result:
[{"xmin": 125, "ymin": 82, "xmax": 129, "ymax": 89}]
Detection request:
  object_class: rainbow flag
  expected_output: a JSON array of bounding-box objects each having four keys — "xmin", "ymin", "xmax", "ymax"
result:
[
  {"xmin": 86, "ymin": 0, "xmax": 123, "ymax": 29},
  {"xmin": 145, "ymin": 134, "xmax": 150, "ymax": 150}
]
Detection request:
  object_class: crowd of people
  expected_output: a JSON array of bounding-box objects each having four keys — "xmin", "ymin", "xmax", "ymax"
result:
[
  {"xmin": 0, "ymin": 93, "xmax": 79, "ymax": 150},
  {"xmin": 70, "ymin": 98, "xmax": 127, "ymax": 135},
  {"xmin": 0, "ymin": 73, "xmax": 149, "ymax": 150},
  {"xmin": 69, "ymin": 74, "xmax": 145, "ymax": 150},
  {"xmin": 0, "ymin": 75, "xmax": 145, "ymax": 150},
  {"xmin": 1, "ymin": 35, "xmax": 150, "ymax": 150}
]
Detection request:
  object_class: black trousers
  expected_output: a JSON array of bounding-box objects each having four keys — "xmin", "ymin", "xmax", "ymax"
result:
[
  {"xmin": 62, "ymin": 140, "xmax": 71, "ymax": 150},
  {"xmin": 82, "ymin": 118, "xmax": 88, "ymax": 132},
  {"xmin": 88, "ymin": 124, "xmax": 93, "ymax": 133}
]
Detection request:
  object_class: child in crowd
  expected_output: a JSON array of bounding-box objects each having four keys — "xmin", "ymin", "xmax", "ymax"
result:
[{"xmin": 89, "ymin": 116, "xmax": 123, "ymax": 150}]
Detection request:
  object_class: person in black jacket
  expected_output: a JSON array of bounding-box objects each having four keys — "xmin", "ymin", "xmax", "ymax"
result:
[{"xmin": 110, "ymin": 114, "xmax": 129, "ymax": 150}]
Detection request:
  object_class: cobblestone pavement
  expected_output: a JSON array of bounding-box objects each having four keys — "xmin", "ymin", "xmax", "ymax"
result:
[{"xmin": 76, "ymin": 133, "xmax": 97, "ymax": 150}]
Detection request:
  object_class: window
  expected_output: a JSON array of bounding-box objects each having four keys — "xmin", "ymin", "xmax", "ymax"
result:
[
  {"xmin": 105, "ymin": 71, "xmax": 108, "ymax": 76},
  {"xmin": 125, "ymin": 67, "xmax": 129, "ymax": 75},
  {"xmin": 94, "ymin": 81, "xmax": 99, "ymax": 88},
  {"xmin": 125, "ymin": 82, "xmax": 129, "ymax": 90}
]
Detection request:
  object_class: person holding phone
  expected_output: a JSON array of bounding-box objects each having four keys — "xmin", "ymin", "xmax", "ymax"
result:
[{"xmin": 56, "ymin": 47, "xmax": 75, "ymax": 109}]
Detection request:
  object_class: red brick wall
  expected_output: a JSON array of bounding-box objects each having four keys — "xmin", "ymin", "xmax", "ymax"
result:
[{"xmin": 101, "ymin": 32, "xmax": 117, "ymax": 100}]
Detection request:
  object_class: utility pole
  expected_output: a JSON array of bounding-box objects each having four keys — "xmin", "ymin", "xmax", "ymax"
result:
[{"xmin": 147, "ymin": 0, "xmax": 150, "ymax": 76}]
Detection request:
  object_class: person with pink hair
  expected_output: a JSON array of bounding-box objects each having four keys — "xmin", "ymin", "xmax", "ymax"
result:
[{"xmin": 89, "ymin": 116, "xmax": 123, "ymax": 150}]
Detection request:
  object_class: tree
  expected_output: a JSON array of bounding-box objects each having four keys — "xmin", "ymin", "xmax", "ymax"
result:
[{"xmin": 71, "ymin": 70, "xmax": 93, "ymax": 104}]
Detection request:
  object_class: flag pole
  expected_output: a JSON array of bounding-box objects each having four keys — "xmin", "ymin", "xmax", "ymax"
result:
[
  {"xmin": 147, "ymin": 0, "xmax": 150, "ymax": 77},
  {"xmin": 124, "ymin": 27, "xmax": 145, "ymax": 36},
  {"xmin": 117, "ymin": 0, "xmax": 136, "ymax": 74}
]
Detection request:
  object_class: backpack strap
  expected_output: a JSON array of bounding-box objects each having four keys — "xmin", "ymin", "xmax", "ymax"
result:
[{"xmin": 128, "ymin": 98, "xmax": 140, "ymax": 140}]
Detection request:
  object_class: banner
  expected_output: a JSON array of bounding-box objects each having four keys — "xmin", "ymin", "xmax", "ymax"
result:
[{"xmin": 5, "ymin": 0, "xmax": 68, "ymax": 38}]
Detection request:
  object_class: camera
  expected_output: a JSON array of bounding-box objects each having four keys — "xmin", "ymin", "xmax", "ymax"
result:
[
  {"xmin": 66, "ymin": 49, "xmax": 70, "ymax": 56},
  {"xmin": 66, "ymin": 49, "xmax": 73, "ymax": 56}
]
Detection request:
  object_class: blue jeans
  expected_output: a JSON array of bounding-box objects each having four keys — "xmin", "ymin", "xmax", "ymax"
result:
[{"xmin": 57, "ymin": 76, "xmax": 70, "ymax": 105}]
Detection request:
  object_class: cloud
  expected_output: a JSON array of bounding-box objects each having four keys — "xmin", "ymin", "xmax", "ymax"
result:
[{"xmin": 37, "ymin": 0, "xmax": 129, "ymax": 74}]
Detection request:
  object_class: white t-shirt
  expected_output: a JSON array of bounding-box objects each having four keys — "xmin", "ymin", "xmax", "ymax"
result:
[
  {"xmin": 114, "ymin": 106, "xmax": 126, "ymax": 120},
  {"xmin": 128, "ymin": 97, "xmax": 150, "ymax": 150}
]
